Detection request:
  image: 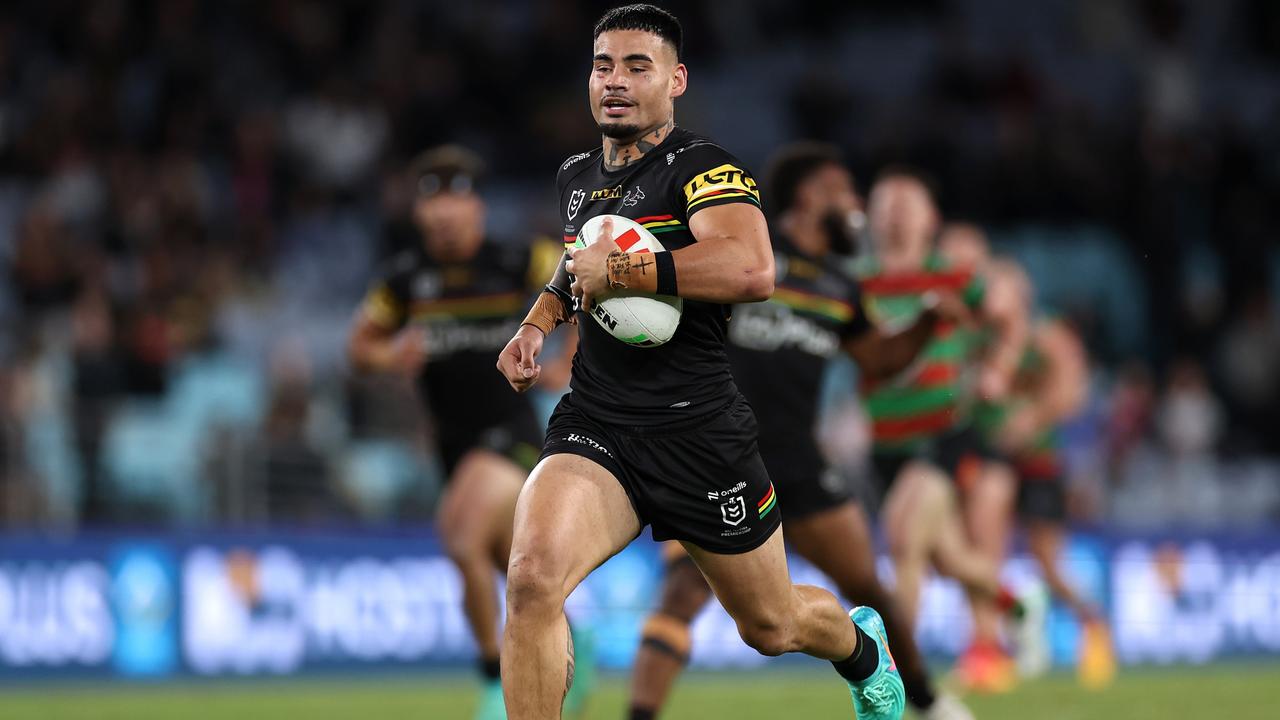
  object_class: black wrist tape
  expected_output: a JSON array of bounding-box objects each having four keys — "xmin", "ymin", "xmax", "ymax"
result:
[{"xmin": 655, "ymin": 251, "xmax": 678, "ymax": 297}]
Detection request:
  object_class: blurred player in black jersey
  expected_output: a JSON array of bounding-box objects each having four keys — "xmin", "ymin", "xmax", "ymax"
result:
[
  {"xmin": 495, "ymin": 6, "xmax": 905, "ymax": 719},
  {"xmin": 624, "ymin": 144, "xmax": 977, "ymax": 720},
  {"xmin": 349, "ymin": 146, "xmax": 555, "ymax": 720}
]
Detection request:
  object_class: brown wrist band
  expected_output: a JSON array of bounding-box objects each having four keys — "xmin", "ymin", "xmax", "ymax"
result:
[{"xmin": 522, "ymin": 291, "xmax": 573, "ymax": 336}]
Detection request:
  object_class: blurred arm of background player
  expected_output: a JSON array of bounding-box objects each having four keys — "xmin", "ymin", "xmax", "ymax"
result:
[
  {"xmin": 845, "ymin": 289, "xmax": 973, "ymax": 382},
  {"xmin": 976, "ymin": 258, "xmax": 1031, "ymax": 400},
  {"xmin": 348, "ymin": 301, "xmax": 428, "ymax": 377},
  {"xmin": 998, "ymin": 317, "xmax": 1089, "ymax": 452}
]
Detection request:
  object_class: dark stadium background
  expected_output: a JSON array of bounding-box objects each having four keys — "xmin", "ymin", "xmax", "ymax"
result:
[{"xmin": 0, "ymin": 1, "xmax": 1277, "ymax": 718}]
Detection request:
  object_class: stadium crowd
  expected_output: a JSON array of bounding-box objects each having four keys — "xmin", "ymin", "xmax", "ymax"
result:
[{"xmin": 0, "ymin": 0, "xmax": 1278, "ymax": 528}]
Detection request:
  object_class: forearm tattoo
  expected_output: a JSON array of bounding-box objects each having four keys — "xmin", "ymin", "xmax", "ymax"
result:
[
  {"xmin": 564, "ymin": 623, "xmax": 576, "ymax": 702},
  {"xmin": 606, "ymin": 249, "xmax": 632, "ymax": 289}
]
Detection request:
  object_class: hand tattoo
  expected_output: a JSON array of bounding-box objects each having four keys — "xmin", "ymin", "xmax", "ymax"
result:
[{"xmin": 606, "ymin": 250, "xmax": 632, "ymax": 289}]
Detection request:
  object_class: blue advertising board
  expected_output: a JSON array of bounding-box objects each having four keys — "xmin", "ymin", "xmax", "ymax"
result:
[{"xmin": 0, "ymin": 528, "xmax": 1276, "ymax": 678}]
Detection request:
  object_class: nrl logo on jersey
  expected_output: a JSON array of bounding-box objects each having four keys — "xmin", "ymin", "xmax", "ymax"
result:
[{"xmin": 567, "ymin": 188, "xmax": 585, "ymax": 220}]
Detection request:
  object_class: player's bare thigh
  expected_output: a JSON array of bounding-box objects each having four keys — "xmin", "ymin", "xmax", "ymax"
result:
[
  {"xmin": 882, "ymin": 459, "xmax": 951, "ymax": 545},
  {"xmin": 679, "ymin": 529, "xmax": 799, "ymax": 649},
  {"xmin": 785, "ymin": 502, "xmax": 879, "ymax": 586},
  {"xmin": 506, "ymin": 453, "xmax": 642, "ymax": 602},
  {"xmin": 436, "ymin": 449, "xmax": 525, "ymax": 562}
]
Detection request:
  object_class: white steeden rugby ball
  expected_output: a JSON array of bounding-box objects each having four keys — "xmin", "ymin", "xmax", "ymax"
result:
[{"xmin": 573, "ymin": 214, "xmax": 682, "ymax": 347}]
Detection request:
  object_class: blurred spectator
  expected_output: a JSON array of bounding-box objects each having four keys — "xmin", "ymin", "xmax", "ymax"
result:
[
  {"xmin": 1106, "ymin": 361, "xmax": 1157, "ymax": 483},
  {"xmin": 249, "ymin": 338, "xmax": 341, "ymax": 524},
  {"xmin": 0, "ymin": 0, "xmax": 1275, "ymax": 528},
  {"xmin": 1155, "ymin": 358, "xmax": 1224, "ymax": 522},
  {"xmin": 69, "ymin": 282, "xmax": 119, "ymax": 521},
  {"xmin": 1216, "ymin": 289, "xmax": 1280, "ymax": 454},
  {"xmin": 11, "ymin": 206, "xmax": 79, "ymax": 318},
  {"xmin": 1156, "ymin": 358, "xmax": 1223, "ymax": 457}
]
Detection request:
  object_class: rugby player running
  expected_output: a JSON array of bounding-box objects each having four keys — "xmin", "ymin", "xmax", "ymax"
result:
[
  {"xmin": 496, "ymin": 6, "xmax": 904, "ymax": 719},
  {"xmin": 626, "ymin": 143, "xmax": 974, "ymax": 720},
  {"xmin": 941, "ymin": 227, "xmax": 1116, "ymax": 688},
  {"xmin": 855, "ymin": 171, "xmax": 1028, "ymax": 682},
  {"xmin": 349, "ymin": 147, "xmax": 568, "ymax": 720}
]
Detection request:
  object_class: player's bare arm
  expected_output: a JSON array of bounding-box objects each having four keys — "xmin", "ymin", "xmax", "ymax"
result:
[
  {"xmin": 843, "ymin": 289, "xmax": 971, "ymax": 381},
  {"xmin": 568, "ymin": 203, "xmax": 773, "ymax": 308},
  {"xmin": 348, "ymin": 307, "xmax": 427, "ymax": 376},
  {"xmin": 497, "ymin": 256, "xmax": 578, "ymax": 393},
  {"xmin": 1000, "ymin": 319, "xmax": 1088, "ymax": 450},
  {"xmin": 977, "ymin": 259, "xmax": 1031, "ymax": 399},
  {"xmin": 1032, "ymin": 319, "xmax": 1088, "ymax": 422}
]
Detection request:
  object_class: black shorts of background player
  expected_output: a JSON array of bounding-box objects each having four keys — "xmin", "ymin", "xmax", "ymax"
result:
[
  {"xmin": 349, "ymin": 146, "xmax": 549, "ymax": 709},
  {"xmin": 495, "ymin": 7, "xmax": 912, "ymax": 719},
  {"xmin": 625, "ymin": 143, "xmax": 976, "ymax": 720}
]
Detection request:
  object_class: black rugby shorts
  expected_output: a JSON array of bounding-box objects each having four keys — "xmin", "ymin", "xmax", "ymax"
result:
[
  {"xmin": 757, "ymin": 437, "xmax": 852, "ymax": 520},
  {"xmin": 539, "ymin": 392, "xmax": 781, "ymax": 554},
  {"xmin": 438, "ymin": 402, "xmax": 544, "ymax": 478}
]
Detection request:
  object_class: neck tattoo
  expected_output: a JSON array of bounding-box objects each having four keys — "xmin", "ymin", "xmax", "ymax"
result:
[{"xmin": 604, "ymin": 118, "xmax": 674, "ymax": 170}]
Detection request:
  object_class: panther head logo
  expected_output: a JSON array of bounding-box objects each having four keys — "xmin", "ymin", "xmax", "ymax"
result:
[{"xmin": 622, "ymin": 185, "xmax": 645, "ymax": 207}]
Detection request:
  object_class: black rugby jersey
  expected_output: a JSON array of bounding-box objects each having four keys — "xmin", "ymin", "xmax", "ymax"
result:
[
  {"xmin": 556, "ymin": 127, "xmax": 763, "ymax": 426},
  {"xmin": 361, "ymin": 240, "xmax": 554, "ymax": 443},
  {"xmin": 726, "ymin": 234, "xmax": 873, "ymax": 451}
]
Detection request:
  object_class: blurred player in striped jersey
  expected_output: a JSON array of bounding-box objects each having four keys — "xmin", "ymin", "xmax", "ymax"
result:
[
  {"xmin": 941, "ymin": 226, "xmax": 1117, "ymax": 690},
  {"xmin": 626, "ymin": 144, "xmax": 975, "ymax": 720},
  {"xmin": 854, "ymin": 168, "xmax": 1029, "ymax": 692}
]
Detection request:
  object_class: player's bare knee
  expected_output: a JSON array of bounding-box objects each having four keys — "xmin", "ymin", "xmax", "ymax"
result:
[
  {"xmin": 885, "ymin": 516, "xmax": 921, "ymax": 560},
  {"xmin": 736, "ymin": 618, "xmax": 792, "ymax": 657},
  {"xmin": 504, "ymin": 551, "xmax": 566, "ymax": 619},
  {"xmin": 659, "ymin": 559, "xmax": 713, "ymax": 622},
  {"xmin": 442, "ymin": 529, "xmax": 488, "ymax": 566}
]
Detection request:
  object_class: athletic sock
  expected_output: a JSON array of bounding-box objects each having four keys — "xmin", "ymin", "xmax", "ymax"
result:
[
  {"xmin": 831, "ymin": 624, "xmax": 879, "ymax": 684},
  {"xmin": 640, "ymin": 613, "xmax": 692, "ymax": 664},
  {"xmin": 628, "ymin": 707, "xmax": 656, "ymax": 720},
  {"xmin": 996, "ymin": 586, "xmax": 1025, "ymax": 619},
  {"xmin": 902, "ymin": 673, "xmax": 937, "ymax": 710},
  {"xmin": 479, "ymin": 656, "xmax": 501, "ymax": 682}
]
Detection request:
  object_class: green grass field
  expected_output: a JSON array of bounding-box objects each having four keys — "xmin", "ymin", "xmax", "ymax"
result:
[{"xmin": 3, "ymin": 666, "xmax": 1277, "ymax": 719}]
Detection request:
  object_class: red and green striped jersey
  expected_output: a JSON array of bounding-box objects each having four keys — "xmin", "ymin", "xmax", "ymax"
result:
[
  {"xmin": 973, "ymin": 318, "xmax": 1062, "ymax": 477},
  {"xmin": 853, "ymin": 253, "xmax": 985, "ymax": 453}
]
